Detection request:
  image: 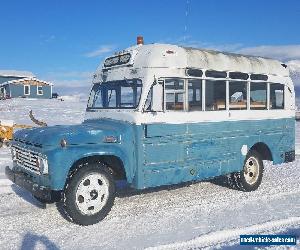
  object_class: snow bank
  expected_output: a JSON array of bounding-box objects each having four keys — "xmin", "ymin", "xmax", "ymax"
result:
[
  {"xmin": 59, "ymin": 94, "xmax": 87, "ymax": 102},
  {"xmin": 0, "ymin": 98, "xmax": 86, "ymax": 126}
]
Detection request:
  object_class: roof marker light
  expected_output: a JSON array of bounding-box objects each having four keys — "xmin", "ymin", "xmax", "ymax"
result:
[{"xmin": 137, "ymin": 36, "xmax": 144, "ymax": 45}]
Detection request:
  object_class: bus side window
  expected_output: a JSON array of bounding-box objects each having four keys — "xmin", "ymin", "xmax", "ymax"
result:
[
  {"xmin": 144, "ymin": 87, "xmax": 153, "ymax": 111},
  {"xmin": 250, "ymin": 82, "xmax": 267, "ymax": 110},
  {"xmin": 205, "ymin": 80, "xmax": 226, "ymax": 111},
  {"xmin": 165, "ymin": 79, "xmax": 185, "ymax": 111},
  {"xmin": 229, "ymin": 81, "xmax": 247, "ymax": 110},
  {"xmin": 188, "ymin": 79, "xmax": 202, "ymax": 111},
  {"xmin": 270, "ymin": 83, "xmax": 284, "ymax": 109}
]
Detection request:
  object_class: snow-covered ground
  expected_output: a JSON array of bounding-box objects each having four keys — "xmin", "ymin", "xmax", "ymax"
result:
[{"xmin": 0, "ymin": 98, "xmax": 299, "ymax": 249}]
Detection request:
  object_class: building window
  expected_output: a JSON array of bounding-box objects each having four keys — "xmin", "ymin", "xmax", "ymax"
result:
[
  {"xmin": 188, "ymin": 79, "xmax": 202, "ymax": 111},
  {"xmin": 270, "ymin": 83, "xmax": 284, "ymax": 109},
  {"xmin": 250, "ymin": 82, "xmax": 267, "ymax": 110},
  {"xmin": 37, "ymin": 86, "xmax": 43, "ymax": 95},
  {"xmin": 0, "ymin": 87, "xmax": 5, "ymax": 97},
  {"xmin": 24, "ymin": 85, "xmax": 30, "ymax": 95},
  {"xmin": 229, "ymin": 81, "xmax": 247, "ymax": 110},
  {"xmin": 205, "ymin": 80, "xmax": 226, "ymax": 111},
  {"xmin": 165, "ymin": 79, "xmax": 185, "ymax": 111}
]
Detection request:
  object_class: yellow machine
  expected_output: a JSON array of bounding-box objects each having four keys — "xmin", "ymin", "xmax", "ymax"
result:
[
  {"xmin": 0, "ymin": 110, "xmax": 47, "ymax": 147},
  {"xmin": 0, "ymin": 120, "xmax": 32, "ymax": 147}
]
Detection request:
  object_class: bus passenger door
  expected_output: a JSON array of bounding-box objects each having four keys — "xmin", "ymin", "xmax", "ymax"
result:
[{"xmin": 142, "ymin": 123, "xmax": 187, "ymax": 188}]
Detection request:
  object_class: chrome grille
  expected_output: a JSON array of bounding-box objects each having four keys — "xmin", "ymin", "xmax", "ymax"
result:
[{"xmin": 12, "ymin": 145, "xmax": 40, "ymax": 175}]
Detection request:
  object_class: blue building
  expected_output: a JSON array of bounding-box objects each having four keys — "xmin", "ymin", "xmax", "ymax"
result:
[{"xmin": 0, "ymin": 73, "xmax": 52, "ymax": 99}]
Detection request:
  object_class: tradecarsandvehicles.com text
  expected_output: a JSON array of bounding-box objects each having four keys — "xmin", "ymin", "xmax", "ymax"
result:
[{"xmin": 240, "ymin": 235, "xmax": 296, "ymax": 245}]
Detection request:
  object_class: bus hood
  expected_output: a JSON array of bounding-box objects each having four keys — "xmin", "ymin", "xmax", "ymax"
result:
[{"xmin": 13, "ymin": 120, "xmax": 129, "ymax": 147}]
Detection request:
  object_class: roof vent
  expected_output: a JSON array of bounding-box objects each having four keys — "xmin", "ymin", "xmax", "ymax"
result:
[{"xmin": 137, "ymin": 36, "xmax": 144, "ymax": 45}]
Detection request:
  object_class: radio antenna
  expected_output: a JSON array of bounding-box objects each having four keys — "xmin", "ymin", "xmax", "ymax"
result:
[{"xmin": 184, "ymin": 0, "xmax": 190, "ymax": 43}]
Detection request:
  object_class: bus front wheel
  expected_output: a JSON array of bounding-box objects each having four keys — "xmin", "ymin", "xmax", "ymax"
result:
[
  {"xmin": 62, "ymin": 163, "xmax": 115, "ymax": 225},
  {"xmin": 229, "ymin": 150, "xmax": 264, "ymax": 192}
]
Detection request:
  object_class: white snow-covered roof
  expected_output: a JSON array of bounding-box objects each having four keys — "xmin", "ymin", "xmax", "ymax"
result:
[
  {"xmin": 0, "ymin": 70, "xmax": 35, "ymax": 78},
  {"xmin": 183, "ymin": 46, "xmax": 288, "ymax": 76},
  {"xmin": 107, "ymin": 44, "xmax": 289, "ymax": 77},
  {"xmin": 0, "ymin": 77, "xmax": 53, "ymax": 87}
]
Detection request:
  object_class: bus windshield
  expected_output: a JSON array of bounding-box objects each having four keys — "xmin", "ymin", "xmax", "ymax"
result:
[{"xmin": 87, "ymin": 79, "xmax": 142, "ymax": 109}]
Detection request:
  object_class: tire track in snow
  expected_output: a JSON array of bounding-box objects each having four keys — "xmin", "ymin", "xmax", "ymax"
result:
[{"xmin": 149, "ymin": 217, "xmax": 300, "ymax": 250}]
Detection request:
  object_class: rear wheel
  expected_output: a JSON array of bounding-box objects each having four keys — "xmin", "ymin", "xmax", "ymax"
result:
[
  {"xmin": 229, "ymin": 150, "xmax": 264, "ymax": 192},
  {"xmin": 62, "ymin": 163, "xmax": 115, "ymax": 225}
]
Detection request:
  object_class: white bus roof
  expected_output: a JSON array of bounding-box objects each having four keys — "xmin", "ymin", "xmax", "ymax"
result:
[{"xmin": 104, "ymin": 43, "xmax": 289, "ymax": 77}]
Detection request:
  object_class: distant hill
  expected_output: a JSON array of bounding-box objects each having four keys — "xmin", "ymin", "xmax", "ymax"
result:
[
  {"xmin": 294, "ymin": 85, "xmax": 300, "ymax": 97},
  {"xmin": 289, "ymin": 60, "xmax": 300, "ymax": 98},
  {"xmin": 0, "ymin": 70, "xmax": 34, "ymax": 78}
]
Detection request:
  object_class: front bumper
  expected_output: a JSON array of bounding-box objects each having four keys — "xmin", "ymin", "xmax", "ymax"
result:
[{"xmin": 5, "ymin": 166, "xmax": 60, "ymax": 202}]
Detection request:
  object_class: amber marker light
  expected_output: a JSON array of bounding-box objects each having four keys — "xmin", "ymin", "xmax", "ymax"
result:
[{"xmin": 60, "ymin": 139, "xmax": 67, "ymax": 148}]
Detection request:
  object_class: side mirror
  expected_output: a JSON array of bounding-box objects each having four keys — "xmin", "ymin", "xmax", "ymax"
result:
[{"xmin": 151, "ymin": 81, "xmax": 163, "ymax": 112}]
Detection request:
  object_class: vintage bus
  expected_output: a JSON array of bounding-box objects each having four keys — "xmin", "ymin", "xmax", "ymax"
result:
[{"xmin": 6, "ymin": 38, "xmax": 295, "ymax": 225}]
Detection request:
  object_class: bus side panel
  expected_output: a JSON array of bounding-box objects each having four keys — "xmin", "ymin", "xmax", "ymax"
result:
[
  {"xmin": 139, "ymin": 118, "xmax": 294, "ymax": 189},
  {"xmin": 141, "ymin": 121, "xmax": 243, "ymax": 188}
]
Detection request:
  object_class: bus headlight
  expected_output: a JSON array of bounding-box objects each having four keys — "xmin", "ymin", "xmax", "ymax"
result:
[
  {"xmin": 38, "ymin": 157, "xmax": 49, "ymax": 175},
  {"xmin": 11, "ymin": 148, "xmax": 16, "ymax": 161}
]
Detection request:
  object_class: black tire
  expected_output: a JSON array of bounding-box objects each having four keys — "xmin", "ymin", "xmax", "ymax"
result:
[
  {"xmin": 229, "ymin": 150, "xmax": 264, "ymax": 192},
  {"xmin": 62, "ymin": 163, "xmax": 115, "ymax": 226}
]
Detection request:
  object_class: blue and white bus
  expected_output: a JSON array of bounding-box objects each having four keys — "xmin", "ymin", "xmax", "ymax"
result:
[{"xmin": 6, "ymin": 38, "xmax": 295, "ymax": 225}]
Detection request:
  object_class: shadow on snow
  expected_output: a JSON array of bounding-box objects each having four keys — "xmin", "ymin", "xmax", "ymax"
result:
[{"xmin": 20, "ymin": 232, "xmax": 59, "ymax": 250}]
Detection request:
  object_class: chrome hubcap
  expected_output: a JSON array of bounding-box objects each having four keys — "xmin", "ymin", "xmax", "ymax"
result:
[
  {"xmin": 244, "ymin": 156, "xmax": 259, "ymax": 185},
  {"xmin": 75, "ymin": 173, "xmax": 109, "ymax": 215}
]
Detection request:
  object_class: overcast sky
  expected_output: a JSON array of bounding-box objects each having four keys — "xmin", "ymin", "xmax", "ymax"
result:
[{"xmin": 0, "ymin": 0, "xmax": 300, "ymax": 94}]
